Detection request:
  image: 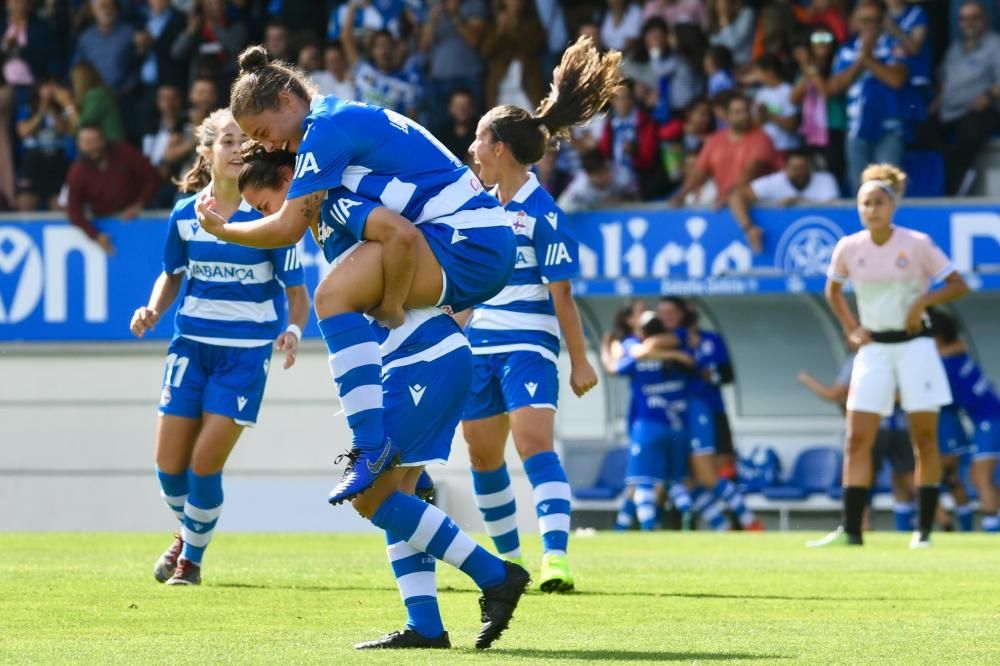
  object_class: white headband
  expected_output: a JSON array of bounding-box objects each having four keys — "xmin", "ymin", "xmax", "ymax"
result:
[{"xmin": 859, "ymin": 179, "xmax": 898, "ymax": 201}]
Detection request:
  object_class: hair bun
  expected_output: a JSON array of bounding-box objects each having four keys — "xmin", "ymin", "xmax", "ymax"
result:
[{"xmin": 238, "ymin": 45, "xmax": 271, "ymax": 75}]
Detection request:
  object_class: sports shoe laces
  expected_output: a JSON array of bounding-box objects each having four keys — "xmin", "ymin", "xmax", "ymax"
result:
[{"xmin": 334, "ymin": 448, "xmax": 361, "ymax": 472}]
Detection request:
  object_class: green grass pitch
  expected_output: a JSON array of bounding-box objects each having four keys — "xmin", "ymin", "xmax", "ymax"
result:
[{"xmin": 3, "ymin": 532, "xmax": 999, "ymax": 664}]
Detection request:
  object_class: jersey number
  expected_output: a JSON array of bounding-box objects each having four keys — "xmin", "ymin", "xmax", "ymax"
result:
[
  {"xmin": 383, "ymin": 109, "xmax": 463, "ymax": 168},
  {"xmin": 164, "ymin": 354, "xmax": 190, "ymax": 388}
]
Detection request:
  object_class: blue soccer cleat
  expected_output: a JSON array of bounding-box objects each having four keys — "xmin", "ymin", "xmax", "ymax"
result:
[{"xmin": 328, "ymin": 439, "xmax": 400, "ymax": 506}]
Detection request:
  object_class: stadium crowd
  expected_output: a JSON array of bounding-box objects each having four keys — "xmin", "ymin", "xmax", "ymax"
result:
[{"xmin": 2, "ymin": 0, "xmax": 999, "ymax": 249}]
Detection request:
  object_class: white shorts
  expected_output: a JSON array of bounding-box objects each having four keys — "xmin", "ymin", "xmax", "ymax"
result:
[{"xmin": 847, "ymin": 337, "xmax": 952, "ymax": 416}]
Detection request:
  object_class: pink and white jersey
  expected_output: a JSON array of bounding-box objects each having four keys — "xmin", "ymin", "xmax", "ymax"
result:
[{"xmin": 828, "ymin": 226, "xmax": 954, "ymax": 332}]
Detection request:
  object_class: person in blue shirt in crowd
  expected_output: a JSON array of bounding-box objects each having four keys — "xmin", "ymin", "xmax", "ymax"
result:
[
  {"xmin": 235, "ymin": 144, "xmax": 530, "ymax": 651},
  {"xmin": 460, "ymin": 36, "xmax": 619, "ymax": 593},
  {"xmin": 342, "ymin": 2, "xmax": 421, "ymax": 118},
  {"xmin": 884, "ymin": 0, "xmax": 931, "ymax": 134},
  {"xmin": 827, "ymin": 0, "xmax": 909, "ymax": 192},
  {"xmin": 130, "ymin": 109, "xmax": 310, "ymax": 587},
  {"xmin": 196, "ymin": 45, "xmax": 515, "ymax": 504},
  {"xmin": 931, "ymin": 309, "xmax": 1000, "ymax": 532},
  {"xmin": 602, "ymin": 309, "xmax": 697, "ymax": 532}
]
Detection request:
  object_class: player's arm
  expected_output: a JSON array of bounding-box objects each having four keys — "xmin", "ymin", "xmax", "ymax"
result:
[
  {"xmin": 549, "ymin": 280, "xmax": 598, "ymax": 397},
  {"xmin": 796, "ymin": 370, "xmax": 849, "ymax": 405},
  {"xmin": 905, "ymin": 271, "xmax": 970, "ymax": 334},
  {"xmin": 196, "ymin": 191, "xmax": 321, "ymax": 249},
  {"xmin": 825, "ymin": 278, "xmax": 869, "ymax": 347},
  {"xmin": 638, "ymin": 348, "xmax": 696, "ymax": 367},
  {"xmin": 361, "ymin": 207, "xmax": 421, "ymax": 329},
  {"xmin": 276, "ymin": 284, "xmax": 310, "ymax": 370},
  {"xmin": 600, "ymin": 335, "xmax": 626, "ymax": 375},
  {"xmin": 131, "ymin": 271, "xmax": 183, "ymax": 337}
]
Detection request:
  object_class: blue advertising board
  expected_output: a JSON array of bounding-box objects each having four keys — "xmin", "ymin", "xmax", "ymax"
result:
[{"xmin": 1, "ymin": 203, "xmax": 999, "ymax": 341}]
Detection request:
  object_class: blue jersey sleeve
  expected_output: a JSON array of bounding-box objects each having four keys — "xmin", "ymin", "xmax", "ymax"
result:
[
  {"xmin": 532, "ymin": 204, "xmax": 580, "ymax": 283},
  {"xmin": 615, "ymin": 337, "xmax": 640, "ymax": 375},
  {"xmin": 269, "ymin": 245, "xmax": 306, "ymax": 287},
  {"xmin": 832, "ymin": 46, "xmax": 851, "ymax": 75},
  {"xmin": 286, "ymin": 112, "xmax": 352, "ymax": 200},
  {"xmin": 163, "ymin": 209, "xmax": 186, "ymax": 274}
]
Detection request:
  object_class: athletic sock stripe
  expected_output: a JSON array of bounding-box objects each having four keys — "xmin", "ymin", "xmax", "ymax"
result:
[
  {"xmin": 532, "ymin": 481, "xmax": 571, "ymax": 503},
  {"xmin": 387, "ymin": 540, "xmax": 422, "ymax": 562},
  {"xmin": 161, "ymin": 492, "xmax": 188, "ymax": 504},
  {"xmin": 481, "ymin": 501, "xmax": 517, "ymax": 522},
  {"xmin": 408, "ymin": 506, "xmax": 445, "ymax": 551},
  {"xmin": 391, "ymin": 551, "xmax": 435, "ymax": 577},
  {"xmin": 185, "ymin": 504, "xmax": 222, "ymax": 523},
  {"xmin": 477, "ymin": 487, "xmax": 517, "ymax": 509},
  {"xmin": 539, "ymin": 513, "xmax": 571, "ymax": 535},
  {"xmin": 493, "ymin": 531, "xmax": 521, "ymax": 556},
  {"xmin": 395, "ymin": 571, "xmax": 438, "ymax": 599},
  {"xmin": 329, "ymin": 341, "xmax": 382, "ymax": 378},
  {"xmin": 484, "ymin": 514, "xmax": 518, "ymax": 536},
  {"xmin": 441, "ymin": 531, "xmax": 476, "ymax": 566},
  {"xmin": 339, "ymin": 385, "xmax": 384, "ymax": 416},
  {"xmin": 181, "ymin": 526, "xmax": 213, "ymax": 547}
]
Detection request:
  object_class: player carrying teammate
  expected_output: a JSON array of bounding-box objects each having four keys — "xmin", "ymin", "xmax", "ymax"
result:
[{"xmin": 130, "ymin": 109, "xmax": 309, "ymax": 585}]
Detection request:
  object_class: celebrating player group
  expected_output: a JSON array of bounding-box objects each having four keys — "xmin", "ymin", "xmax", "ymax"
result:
[{"xmin": 130, "ymin": 36, "xmax": 619, "ymax": 650}]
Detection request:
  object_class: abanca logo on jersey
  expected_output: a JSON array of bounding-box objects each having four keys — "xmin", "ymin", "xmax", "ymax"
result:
[{"xmin": 190, "ymin": 263, "xmax": 259, "ymax": 281}]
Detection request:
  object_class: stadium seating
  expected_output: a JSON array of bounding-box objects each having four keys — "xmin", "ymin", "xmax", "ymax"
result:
[
  {"xmin": 762, "ymin": 447, "xmax": 843, "ymax": 500},
  {"xmin": 572, "ymin": 447, "xmax": 629, "ymax": 501}
]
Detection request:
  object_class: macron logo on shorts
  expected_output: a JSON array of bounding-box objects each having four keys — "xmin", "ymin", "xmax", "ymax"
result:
[
  {"xmin": 237, "ymin": 396, "xmax": 248, "ymax": 412},
  {"xmin": 409, "ymin": 384, "xmax": 426, "ymax": 406},
  {"xmin": 451, "ymin": 228, "xmax": 467, "ymax": 244},
  {"xmin": 525, "ymin": 382, "xmax": 538, "ymax": 397}
]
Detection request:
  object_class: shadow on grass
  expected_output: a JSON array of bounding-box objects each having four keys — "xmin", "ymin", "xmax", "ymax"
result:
[{"xmin": 499, "ymin": 649, "xmax": 787, "ymax": 661}]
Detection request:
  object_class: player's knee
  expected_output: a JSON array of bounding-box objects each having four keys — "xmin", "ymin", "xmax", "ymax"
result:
[
  {"xmin": 189, "ymin": 456, "xmax": 223, "ymax": 477},
  {"xmin": 513, "ymin": 434, "xmax": 551, "ymax": 461},
  {"xmin": 469, "ymin": 447, "xmax": 505, "ymax": 471},
  {"xmin": 844, "ymin": 429, "xmax": 875, "ymax": 457}
]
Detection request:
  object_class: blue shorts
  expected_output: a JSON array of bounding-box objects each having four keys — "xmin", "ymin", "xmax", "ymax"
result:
[
  {"xmin": 462, "ymin": 350, "xmax": 559, "ymax": 420},
  {"xmin": 421, "ymin": 221, "xmax": 516, "ymax": 312},
  {"xmin": 158, "ymin": 336, "xmax": 272, "ymax": 426},
  {"xmin": 687, "ymin": 398, "xmax": 717, "ymax": 456},
  {"xmin": 972, "ymin": 419, "xmax": 1000, "ymax": 460},
  {"xmin": 626, "ymin": 420, "xmax": 690, "ymax": 486},
  {"xmin": 383, "ymin": 345, "xmax": 472, "ymax": 466},
  {"xmin": 938, "ymin": 407, "xmax": 971, "ymax": 457}
]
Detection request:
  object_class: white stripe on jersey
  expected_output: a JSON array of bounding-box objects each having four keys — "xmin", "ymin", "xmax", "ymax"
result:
[
  {"xmin": 376, "ymin": 307, "xmax": 445, "ymax": 358},
  {"xmin": 381, "ymin": 177, "xmax": 417, "ymax": 212},
  {"xmin": 514, "ymin": 246, "xmax": 538, "ymax": 269},
  {"xmin": 470, "ymin": 309, "xmax": 560, "ymax": 337},
  {"xmin": 181, "ymin": 334, "xmax": 273, "ymax": 348},
  {"xmin": 484, "ymin": 284, "xmax": 549, "ymax": 306},
  {"xmin": 187, "ymin": 260, "xmax": 275, "ymax": 284},
  {"xmin": 417, "ymin": 206, "xmax": 509, "ymax": 229},
  {"xmin": 414, "ymin": 175, "xmax": 484, "ymax": 224},
  {"xmin": 179, "ymin": 295, "xmax": 278, "ymax": 323},
  {"xmin": 176, "ymin": 218, "xmax": 223, "ymax": 243},
  {"xmin": 381, "ymin": 332, "xmax": 469, "ymax": 374},
  {"xmin": 469, "ymin": 343, "xmax": 558, "ymax": 364},
  {"xmin": 342, "ymin": 164, "xmax": 373, "ymax": 191}
]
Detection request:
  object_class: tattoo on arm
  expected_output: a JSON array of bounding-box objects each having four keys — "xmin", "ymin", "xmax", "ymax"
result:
[{"xmin": 300, "ymin": 192, "xmax": 324, "ymax": 226}]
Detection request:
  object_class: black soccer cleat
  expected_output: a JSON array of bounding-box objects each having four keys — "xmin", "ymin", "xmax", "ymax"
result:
[
  {"xmin": 475, "ymin": 561, "xmax": 531, "ymax": 649},
  {"xmin": 354, "ymin": 629, "xmax": 451, "ymax": 650},
  {"xmin": 415, "ymin": 470, "xmax": 435, "ymax": 503}
]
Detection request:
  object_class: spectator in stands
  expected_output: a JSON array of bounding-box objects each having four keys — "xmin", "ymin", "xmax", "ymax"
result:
[
  {"xmin": 343, "ymin": 4, "xmax": 419, "ymax": 117},
  {"xmin": 438, "ymin": 88, "xmax": 477, "ymax": 165},
  {"xmin": 142, "ymin": 84, "xmax": 188, "ymax": 208},
  {"xmin": 664, "ymin": 22, "xmax": 707, "ymax": 114},
  {"xmin": 676, "ymin": 152, "xmax": 717, "ymax": 206},
  {"xmin": 327, "ymin": 0, "xmax": 408, "ymax": 40},
  {"xmin": 66, "ymin": 124, "xmax": 160, "ymax": 255},
  {"xmin": 188, "ymin": 75, "xmax": 218, "ymax": 129},
  {"xmin": 707, "ymin": 0, "xmax": 755, "ymax": 67},
  {"xmin": 297, "ymin": 41, "xmax": 321, "ymax": 73},
  {"xmin": 643, "ymin": 0, "xmax": 706, "ymax": 29},
  {"xmin": 558, "ymin": 149, "xmax": 623, "ymax": 213},
  {"xmin": 600, "ymin": 83, "xmax": 659, "ymax": 199},
  {"xmin": 623, "ymin": 17, "xmax": 706, "ymax": 121},
  {"xmin": 791, "ymin": 0, "xmax": 848, "ymax": 45},
  {"xmin": 728, "ymin": 149, "xmax": 840, "ymax": 253},
  {"xmin": 621, "ymin": 17, "xmax": 671, "ymax": 114},
  {"xmin": 749, "ymin": 53, "xmax": 800, "ymax": 153},
  {"xmin": 935, "ymin": 0, "xmax": 1000, "ymax": 196},
  {"xmin": 263, "ymin": 20, "xmax": 292, "ymax": 64},
  {"xmin": 670, "ymin": 92, "xmax": 780, "ymax": 209},
  {"xmin": 73, "ymin": 0, "xmax": 136, "ymax": 95},
  {"xmin": 0, "ymin": 67, "xmax": 12, "ymax": 208},
  {"xmin": 601, "ymin": 0, "xmax": 643, "ymax": 53},
  {"xmin": 751, "ymin": 1, "xmax": 801, "ymax": 69},
  {"xmin": 482, "ymin": 0, "xmax": 546, "ymax": 111},
  {"xmin": 133, "ymin": 0, "xmax": 187, "ymax": 135},
  {"xmin": 2, "ymin": 0, "xmax": 54, "ymax": 86},
  {"xmin": 885, "ymin": 0, "xmax": 931, "ymax": 138},
  {"xmin": 704, "ymin": 45, "xmax": 735, "ymax": 98},
  {"xmin": 828, "ymin": 0, "xmax": 908, "ymax": 193},
  {"xmin": 658, "ymin": 98, "xmax": 714, "ymax": 186},
  {"xmin": 419, "ymin": 0, "xmax": 487, "ymax": 132},
  {"xmin": 70, "ymin": 61, "xmax": 124, "ymax": 141},
  {"xmin": 534, "ymin": 147, "xmax": 572, "ymax": 199},
  {"xmin": 791, "ymin": 28, "xmax": 847, "ymax": 189},
  {"xmin": 170, "ymin": 0, "xmax": 248, "ymax": 90},
  {"xmin": 15, "ymin": 79, "xmax": 74, "ymax": 211}
]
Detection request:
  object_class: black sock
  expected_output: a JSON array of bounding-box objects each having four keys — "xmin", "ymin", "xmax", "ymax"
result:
[
  {"xmin": 843, "ymin": 486, "xmax": 869, "ymax": 538},
  {"xmin": 918, "ymin": 485, "xmax": 941, "ymax": 535}
]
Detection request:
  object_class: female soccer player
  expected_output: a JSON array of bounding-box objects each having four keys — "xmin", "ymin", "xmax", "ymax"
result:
[
  {"xmin": 930, "ymin": 309, "xmax": 1000, "ymax": 532},
  {"xmin": 459, "ymin": 36, "xmax": 618, "ymax": 593},
  {"xmin": 195, "ymin": 45, "xmax": 516, "ymax": 504},
  {"xmin": 130, "ymin": 109, "xmax": 309, "ymax": 585},
  {"xmin": 237, "ymin": 146, "xmax": 530, "ymax": 650},
  {"xmin": 809, "ymin": 164, "xmax": 969, "ymax": 549}
]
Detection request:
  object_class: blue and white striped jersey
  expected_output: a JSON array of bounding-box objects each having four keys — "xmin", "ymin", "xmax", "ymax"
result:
[
  {"xmin": 618, "ymin": 336, "xmax": 692, "ymax": 430},
  {"xmin": 286, "ymin": 95, "xmax": 502, "ymax": 228},
  {"xmin": 163, "ymin": 189, "xmax": 305, "ymax": 347},
  {"xmin": 466, "ymin": 174, "xmax": 579, "ymax": 363}
]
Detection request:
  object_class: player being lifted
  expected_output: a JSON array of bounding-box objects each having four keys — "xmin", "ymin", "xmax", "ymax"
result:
[{"xmin": 131, "ymin": 109, "xmax": 309, "ymax": 585}]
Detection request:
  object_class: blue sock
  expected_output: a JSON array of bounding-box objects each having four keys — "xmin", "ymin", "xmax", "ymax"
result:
[
  {"xmin": 893, "ymin": 502, "xmax": 916, "ymax": 532},
  {"xmin": 373, "ymin": 492, "xmax": 506, "ymax": 590},
  {"xmin": 615, "ymin": 496, "xmax": 636, "ymax": 530},
  {"xmin": 713, "ymin": 479, "xmax": 756, "ymax": 528},
  {"xmin": 472, "ymin": 464, "xmax": 521, "ymax": 559},
  {"xmin": 156, "ymin": 467, "xmax": 188, "ymax": 523},
  {"xmin": 385, "ymin": 532, "xmax": 445, "ymax": 639},
  {"xmin": 983, "ymin": 512, "xmax": 1000, "ymax": 532},
  {"xmin": 693, "ymin": 487, "xmax": 728, "ymax": 531},
  {"xmin": 955, "ymin": 504, "xmax": 974, "ymax": 532},
  {"xmin": 634, "ymin": 484, "xmax": 659, "ymax": 530},
  {"xmin": 669, "ymin": 483, "xmax": 692, "ymax": 514},
  {"xmin": 524, "ymin": 451, "xmax": 572, "ymax": 555},
  {"xmin": 181, "ymin": 471, "xmax": 223, "ymax": 564},
  {"xmin": 320, "ymin": 313, "xmax": 384, "ymax": 452}
]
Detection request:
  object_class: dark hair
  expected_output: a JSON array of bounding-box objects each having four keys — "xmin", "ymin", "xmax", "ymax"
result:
[
  {"xmin": 237, "ymin": 141, "xmax": 297, "ymax": 194},
  {"xmin": 682, "ymin": 97, "xmax": 710, "ymax": 120},
  {"xmin": 580, "ymin": 149, "xmax": 607, "ymax": 174},
  {"xmin": 450, "ymin": 87, "xmax": 474, "ymax": 101},
  {"xmin": 724, "ymin": 91, "xmax": 749, "ymax": 111},
  {"xmin": 176, "ymin": 108, "xmax": 235, "ymax": 194},
  {"xmin": 610, "ymin": 299, "xmax": 643, "ymax": 341},
  {"xmin": 631, "ymin": 17, "xmax": 669, "ymax": 63},
  {"xmin": 708, "ymin": 45, "xmax": 733, "ymax": 72},
  {"xmin": 659, "ymin": 296, "xmax": 697, "ymax": 328},
  {"xmin": 487, "ymin": 35, "xmax": 622, "ymax": 165},
  {"xmin": 640, "ymin": 314, "xmax": 667, "ymax": 338},
  {"xmin": 784, "ymin": 147, "xmax": 812, "ymax": 163},
  {"xmin": 325, "ymin": 40, "xmax": 346, "ymax": 54},
  {"xmin": 77, "ymin": 122, "xmax": 103, "ymax": 135},
  {"xmin": 672, "ymin": 23, "xmax": 707, "ymax": 68},
  {"xmin": 756, "ymin": 53, "xmax": 784, "ymax": 77},
  {"xmin": 230, "ymin": 45, "xmax": 318, "ymax": 120},
  {"xmin": 929, "ymin": 308, "xmax": 960, "ymax": 344}
]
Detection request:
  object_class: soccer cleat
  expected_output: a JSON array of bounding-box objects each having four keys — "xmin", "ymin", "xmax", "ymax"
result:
[
  {"xmin": 909, "ymin": 531, "xmax": 932, "ymax": 549},
  {"xmin": 415, "ymin": 470, "xmax": 435, "ymax": 503},
  {"xmin": 165, "ymin": 558, "xmax": 201, "ymax": 586},
  {"xmin": 505, "ymin": 555, "xmax": 526, "ymax": 568},
  {"xmin": 354, "ymin": 629, "xmax": 451, "ymax": 650},
  {"xmin": 538, "ymin": 553, "xmax": 575, "ymax": 593},
  {"xmin": 328, "ymin": 439, "xmax": 400, "ymax": 506},
  {"xmin": 475, "ymin": 561, "xmax": 531, "ymax": 649},
  {"xmin": 806, "ymin": 526, "xmax": 863, "ymax": 548},
  {"xmin": 153, "ymin": 533, "xmax": 183, "ymax": 583}
]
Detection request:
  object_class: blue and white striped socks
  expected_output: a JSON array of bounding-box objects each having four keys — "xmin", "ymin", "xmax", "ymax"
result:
[
  {"xmin": 385, "ymin": 532, "xmax": 445, "ymax": 639},
  {"xmin": 524, "ymin": 452, "xmax": 572, "ymax": 556},
  {"xmin": 320, "ymin": 313, "xmax": 384, "ymax": 452},
  {"xmin": 692, "ymin": 488, "xmax": 729, "ymax": 531},
  {"xmin": 615, "ymin": 496, "xmax": 636, "ymax": 530},
  {"xmin": 156, "ymin": 467, "xmax": 187, "ymax": 523},
  {"xmin": 181, "ymin": 471, "xmax": 223, "ymax": 564},
  {"xmin": 472, "ymin": 464, "xmax": 522, "ymax": 559},
  {"xmin": 373, "ymin": 491, "xmax": 506, "ymax": 590},
  {"xmin": 712, "ymin": 479, "xmax": 756, "ymax": 528},
  {"xmin": 955, "ymin": 504, "xmax": 974, "ymax": 532},
  {"xmin": 669, "ymin": 482, "xmax": 692, "ymax": 515},
  {"xmin": 634, "ymin": 484, "xmax": 659, "ymax": 530}
]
